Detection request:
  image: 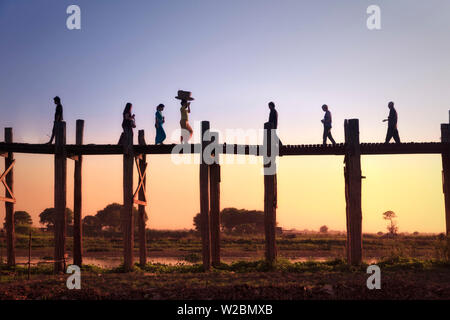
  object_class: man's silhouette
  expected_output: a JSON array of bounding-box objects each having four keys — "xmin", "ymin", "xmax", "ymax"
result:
[
  {"xmin": 321, "ymin": 104, "xmax": 336, "ymax": 146},
  {"xmin": 47, "ymin": 96, "xmax": 63, "ymax": 144},
  {"xmin": 383, "ymin": 101, "xmax": 400, "ymax": 144},
  {"xmin": 268, "ymin": 101, "xmax": 282, "ymax": 147}
]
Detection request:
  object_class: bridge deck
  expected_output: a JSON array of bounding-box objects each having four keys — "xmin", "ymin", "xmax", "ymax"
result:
[{"xmin": 0, "ymin": 141, "xmax": 448, "ymax": 156}]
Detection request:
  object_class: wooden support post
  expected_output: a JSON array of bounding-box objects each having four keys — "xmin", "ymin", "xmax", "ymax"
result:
[
  {"xmin": 0, "ymin": 230, "xmax": 3, "ymax": 265},
  {"xmin": 28, "ymin": 231, "xmax": 31, "ymax": 280},
  {"xmin": 73, "ymin": 120, "xmax": 84, "ymax": 266},
  {"xmin": 4, "ymin": 128, "xmax": 15, "ymax": 266},
  {"xmin": 344, "ymin": 119, "xmax": 363, "ymax": 265},
  {"xmin": 123, "ymin": 130, "xmax": 134, "ymax": 272},
  {"xmin": 263, "ymin": 122, "xmax": 277, "ymax": 263},
  {"xmin": 200, "ymin": 121, "xmax": 211, "ymax": 271},
  {"xmin": 138, "ymin": 130, "xmax": 147, "ymax": 267},
  {"xmin": 209, "ymin": 132, "xmax": 221, "ymax": 267},
  {"xmin": 54, "ymin": 121, "xmax": 67, "ymax": 273},
  {"xmin": 441, "ymin": 118, "xmax": 450, "ymax": 239}
]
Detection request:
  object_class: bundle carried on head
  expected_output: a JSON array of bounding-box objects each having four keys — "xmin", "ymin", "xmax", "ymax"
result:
[{"xmin": 175, "ymin": 90, "xmax": 194, "ymax": 101}]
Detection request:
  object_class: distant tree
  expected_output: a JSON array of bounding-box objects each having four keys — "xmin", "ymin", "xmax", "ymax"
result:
[
  {"xmin": 377, "ymin": 231, "xmax": 384, "ymax": 236},
  {"xmin": 233, "ymin": 224, "xmax": 257, "ymax": 234},
  {"xmin": 193, "ymin": 208, "xmax": 267, "ymax": 234},
  {"xmin": 14, "ymin": 211, "xmax": 32, "ymax": 226},
  {"xmin": 382, "ymin": 210, "xmax": 398, "ymax": 236},
  {"xmin": 82, "ymin": 215, "xmax": 102, "ymax": 234},
  {"xmin": 96, "ymin": 203, "xmax": 122, "ymax": 232},
  {"xmin": 39, "ymin": 208, "xmax": 73, "ymax": 229},
  {"xmin": 16, "ymin": 224, "xmax": 33, "ymax": 235},
  {"xmin": 3, "ymin": 211, "xmax": 32, "ymax": 229},
  {"xmin": 83, "ymin": 215, "xmax": 100, "ymax": 227},
  {"xmin": 319, "ymin": 225, "xmax": 328, "ymax": 233},
  {"xmin": 221, "ymin": 208, "xmax": 265, "ymax": 234},
  {"xmin": 413, "ymin": 231, "xmax": 419, "ymax": 236},
  {"xmin": 95, "ymin": 203, "xmax": 146, "ymax": 232},
  {"xmin": 193, "ymin": 212, "xmax": 201, "ymax": 232}
]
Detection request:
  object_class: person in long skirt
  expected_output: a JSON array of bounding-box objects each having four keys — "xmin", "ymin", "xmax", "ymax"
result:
[
  {"xmin": 155, "ymin": 103, "xmax": 166, "ymax": 145},
  {"xmin": 118, "ymin": 102, "xmax": 136, "ymax": 153},
  {"xmin": 175, "ymin": 90, "xmax": 194, "ymax": 143}
]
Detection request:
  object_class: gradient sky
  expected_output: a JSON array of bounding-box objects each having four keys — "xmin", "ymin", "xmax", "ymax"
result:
[{"xmin": 1, "ymin": 0, "xmax": 449, "ymax": 233}]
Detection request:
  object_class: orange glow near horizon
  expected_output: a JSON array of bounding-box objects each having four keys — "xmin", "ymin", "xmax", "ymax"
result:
[{"xmin": 0, "ymin": 151, "xmax": 446, "ymax": 234}]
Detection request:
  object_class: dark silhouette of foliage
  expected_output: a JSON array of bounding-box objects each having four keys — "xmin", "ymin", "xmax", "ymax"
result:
[
  {"xmin": 193, "ymin": 208, "xmax": 267, "ymax": 234},
  {"xmin": 14, "ymin": 211, "xmax": 32, "ymax": 226},
  {"xmin": 39, "ymin": 208, "xmax": 73, "ymax": 229},
  {"xmin": 82, "ymin": 215, "xmax": 102, "ymax": 235},
  {"xmin": 95, "ymin": 203, "xmax": 123, "ymax": 232},
  {"xmin": 383, "ymin": 210, "xmax": 398, "ymax": 236},
  {"xmin": 193, "ymin": 213, "xmax": 201, "ymax": 233},
  {"xmin": 3, "ymin": 211, "xmax": 32, "ymax": 229},
  {"xmin": 91, "ymin": 203, "xmax": 147, "ymax": 233}
]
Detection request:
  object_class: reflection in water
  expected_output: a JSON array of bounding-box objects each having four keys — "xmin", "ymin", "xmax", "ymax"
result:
[
  {"xmin": 15, "ymin": 256, "xmax": 187, "ymax": 268},
  {"xmin": 14, "ymin": 256, "xmax": 377, "ymax": 268}
]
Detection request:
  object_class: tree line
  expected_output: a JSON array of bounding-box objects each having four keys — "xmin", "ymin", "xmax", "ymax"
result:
[
  {"xmin": 2, "ymin": 203, "xmax": 147, "ymax": 236},
  {"xmin": 193, "ymin": 208, "xmax": 269, "ymax": 235},
  {"xmin": 2, "ymin": 206, "xmax": 400, "ymax": 236}
]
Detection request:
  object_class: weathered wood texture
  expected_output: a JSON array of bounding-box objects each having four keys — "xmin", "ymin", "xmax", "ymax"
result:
[
  {"xmin": 200, "ymin": 121, "xmax": 211, "ymax": 270},
  {"xmin": 28, "ymin": 231, "xmax": 31, "ymax": 280},
  {"xmin": 4, "ymin": 128, "xmax": 15, "ymax": 266},
  {"xmin": 344, "ymin": 119, "xmax": 363, "ymax": 265},
  {"xmin": 209, "ymin": 132, "xmax": 221, "ymax": 267},
  {"xmin": 1, "ymin": 142, "xmax": 449, "ymax": 156},
  {"xmin": 263, "ymin": 122, "xmax": 277, "ymax": 263},
  {"xmin": 138, "ymin": 130, "xmax": 147, "ymax": 266},
  {"xmin": 123, "ymin": 134, "xmax": 134, "ymax": 272},
  {"xmin": 54, "ymin": 122, "xmax": 67, "ymax": 273},
  {"xmin": 73, "ymin": 120, "xmax": 84, "ymax": 266},
  {"xmin": 441, "ymin": 122, "xmax": 450, "ymax": 237}
]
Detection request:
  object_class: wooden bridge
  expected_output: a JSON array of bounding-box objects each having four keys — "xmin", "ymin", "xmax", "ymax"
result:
[
  {"xmin": 0, "ymin": 141, "xmax": 447, "ymax": 156},
  {"xmin": 1, "ymin": 115, "xmax": 450, "ymax": 272}
]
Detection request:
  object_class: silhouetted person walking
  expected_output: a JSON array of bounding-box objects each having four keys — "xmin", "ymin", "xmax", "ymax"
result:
[
  {"xmin": 176, "ymin": 90, "xmax": 194, "ymax": 143},
  {"xmin": 383, "ymin": 101, "xmax": 400, "ymax": 144},
  {"xmin": 155, "ymin": 103, "xmax": 166, "ymax": 145},
  {"xmin": 47, "ymin": 96, "xmax": 63, "ymax": 144},
  {"xmin": 118, "ymin": 102, "xmax": 136, "ymax": 153},
  {"xmin": 268, "ymin": 101, "xmax": 282, "ymax": 146},
  {"xmin": 321, "ymin": 104, "xmax": 336, "ymax": 146}
]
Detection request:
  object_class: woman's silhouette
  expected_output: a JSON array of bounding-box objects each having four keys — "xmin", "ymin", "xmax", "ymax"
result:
[
  {"xmin": 119, "ymin": 102, "xmax": 136, "ymax": 153},
  {"xmin": 155, "ymin": 103, "xmax": 166, "ymax": 145}
]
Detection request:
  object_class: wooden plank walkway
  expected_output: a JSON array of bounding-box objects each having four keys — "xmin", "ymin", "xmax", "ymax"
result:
[{"xmin": 0, "ymin": 141, "xmax": 448, "ymax": 156}]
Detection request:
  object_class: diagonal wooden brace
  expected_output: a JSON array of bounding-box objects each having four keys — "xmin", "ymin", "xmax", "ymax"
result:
[
  {"xmin": 0, "ymin": 159, "xmax": 16, "ymax": 203},
  {"xmin": 133, "ymin": 156, "xmax": 147, "ymax": 206}
]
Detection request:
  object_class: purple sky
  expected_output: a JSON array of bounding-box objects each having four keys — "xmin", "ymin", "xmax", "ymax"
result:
[{"xmin": 0, "ymin": 1, "xmax": 449, "ymax": 232}]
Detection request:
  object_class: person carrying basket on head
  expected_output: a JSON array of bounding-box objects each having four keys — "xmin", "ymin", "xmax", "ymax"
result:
[{"xmin": 176, "ymin": 90, "xmax": 194, "ymax": 143}]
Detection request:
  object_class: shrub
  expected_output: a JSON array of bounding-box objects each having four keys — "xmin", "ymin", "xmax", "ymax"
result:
[{"xmin": 182, "ymin": 253, "xmax": 201, "ymax": 263}]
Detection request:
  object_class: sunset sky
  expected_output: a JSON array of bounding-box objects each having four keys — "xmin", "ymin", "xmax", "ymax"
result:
[{"xmin": 1, "ymin": 0, "xmax": 449, "ymax": 233}]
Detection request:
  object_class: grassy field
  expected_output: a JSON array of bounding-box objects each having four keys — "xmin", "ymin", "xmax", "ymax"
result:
[
  {"xmin": 0, "ymin": 231, "xmax": 449, "ymax": 300},
  {"xmin": 3, "ymin": 230, "xmax": 449, "ymax": 262},
  {"xmin": 0, "ymin": 257, "xmax": 449, "ymax": 299}
]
